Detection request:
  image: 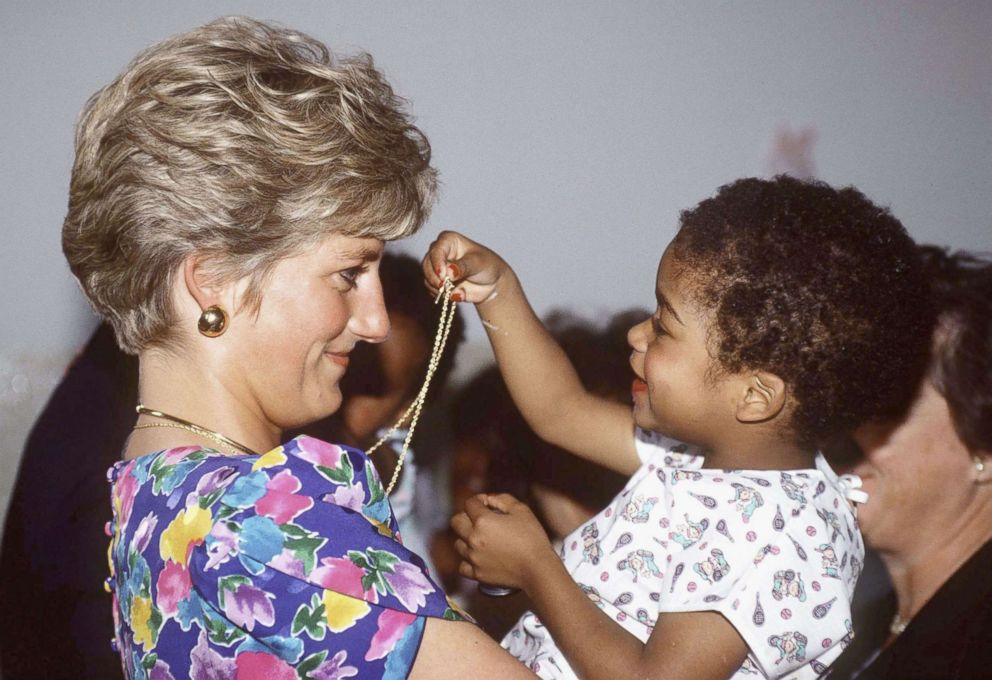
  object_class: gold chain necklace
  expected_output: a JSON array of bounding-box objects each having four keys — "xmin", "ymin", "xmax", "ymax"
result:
[
  {"xmin": 368, "ymin": 278, "xmax": 458, "ymax": 495},
  {"xmin": 131, "ymin": 278, "xmax": 458, "ymax": 495},
  {"xmin": 133, "ymin": 405, "xmax": 258, "ymax": 456}
]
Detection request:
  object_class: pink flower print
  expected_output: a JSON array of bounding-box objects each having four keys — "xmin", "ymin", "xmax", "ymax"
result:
[
  {"xmin": 269, "ymin": 548, "xmax": 306, "ymax": 579},
  {"xmin": 132, "ymin": 512, "xmax": 158, "ymax": 554},
  {"xmin": 313, "ymin": 557, "xmax": 376, "ymax": 602},
  {"xmin": 204, "ymin": 522, "xmax": 238, "ymax": 570},
  {"xmin": 156, "ymin": 559, "xmax": 192, "ymax": 616},
  {"xmin": 384, "ymin": 560, "xmax": 436, "ymax": 611},
  {"xmin": 190, "ymin": 629, "xmax": 237, "ymax": 679},
  {"xmin": 114, "ymin": 466, "xmax": 139, "ymax": 529},
  {"xmin": 222, "ymin": 582, "xmax": 275, "ymax": 632},
  {"xmin": 310, "ymin": 650, "xmax": 359, "ymax": 680},
  {"xmin": 255, "ymin": 469, "xmax": 313, "ymax": 524},
  {"xmin": 366, "ymin": 609, "xmax": 416, "ymax": 661},
  {"xmin": 296, "ymin": 437, "xmax": 344, "ymax": 468},
  {"xmin": 330, "ymin": 482, "xmax": 366, "ymax": 513},
  {"xmin": 162, "ymin": 446, "xmax": 202, "ymax": 466},
  {"xmin": 234, "ymin": 652, "xmax": 297, "ymax": 680}
]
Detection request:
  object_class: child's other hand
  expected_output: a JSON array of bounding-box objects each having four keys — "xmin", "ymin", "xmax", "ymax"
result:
[
  {"xmin": 422, "ymin": 231, "xmax": 511, "ymax": 305},
  {"xmin": 450, "ymin": 493, "xmax": 556, "ymax": 591}
]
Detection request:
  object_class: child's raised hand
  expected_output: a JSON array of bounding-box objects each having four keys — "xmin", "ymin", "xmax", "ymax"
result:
[
  {"xmin": 422, "ymin": 231, "xmax": 511, "ymax": 305},
  {"xmin": 450, "ymin": 493, "xmax": 557, "ymax": 591}
]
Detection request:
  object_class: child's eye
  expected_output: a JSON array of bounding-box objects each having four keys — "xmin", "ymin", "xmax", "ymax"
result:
[
  {"xmin": 651, "ymin": 316, "xmax": 668, "ymax": 337},
  {"xmin": 338, "ymin": 265, "xmax": 368, "ymax": 290}
]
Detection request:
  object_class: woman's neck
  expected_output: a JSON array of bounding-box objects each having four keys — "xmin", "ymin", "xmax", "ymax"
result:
[
  {"xmin": 126, "ymin": 347, "xmax": 281, "ymax": 459},
  {"xmin": 881, "ymin": 494, "xmax": 992, "ymax": 623}
]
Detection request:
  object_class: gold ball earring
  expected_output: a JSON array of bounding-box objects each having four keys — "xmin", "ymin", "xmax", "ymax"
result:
[{"xmin": 197, "ymin": 305, "xmax": 228, "ymax": 337}]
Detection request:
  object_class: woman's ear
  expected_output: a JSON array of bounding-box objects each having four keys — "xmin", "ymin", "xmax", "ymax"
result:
[
  {"xmin": 182, "ymin": 254, "xmax": 228, "ymax": 311},
  {"xmin": 736, "ymin": 371, "xmax": 787, "ymax": 424}
]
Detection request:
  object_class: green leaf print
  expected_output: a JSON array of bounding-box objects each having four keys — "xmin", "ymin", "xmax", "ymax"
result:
[
  {"xmin": 316, "ymin": 452, "xmax": 354, "ymax": 485},
  {"xmin": 297, "ymin": 650, "xmax": 329, "ymax": 677},
  {"xmin": 290, "ymin": 593, "xmax": 327, "ymax": 641}
]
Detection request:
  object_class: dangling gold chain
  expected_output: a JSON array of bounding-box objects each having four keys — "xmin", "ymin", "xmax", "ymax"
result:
[{"xmin": 368, "ymin": 278, "xmax": 458, "ymax": 495}]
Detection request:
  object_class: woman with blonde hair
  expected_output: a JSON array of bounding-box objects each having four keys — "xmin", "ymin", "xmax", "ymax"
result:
[{"xmin": 63, "ymin": 16, "xmax": 534, "ymax": 679}]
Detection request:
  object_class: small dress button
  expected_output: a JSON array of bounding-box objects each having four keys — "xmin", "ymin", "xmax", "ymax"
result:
[
  {"xmin": 110, "ymin": 637, "xmax": 119, "ymax": 653},
  {"xmin": 104, "ymin": 577, "xmax": 115, "ymax": 593},
  {"xmin": 106, "ymin": 465, "xmax": 118, "ymax": 484},
  {"xmin": 104, "ymin": 521, "xmax": 114, "ymax": 537}
]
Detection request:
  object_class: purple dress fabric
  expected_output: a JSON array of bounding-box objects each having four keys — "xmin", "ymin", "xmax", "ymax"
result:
[{"xmin": 107, "ymin": 435, "xmax": 465, "ymax": 679}]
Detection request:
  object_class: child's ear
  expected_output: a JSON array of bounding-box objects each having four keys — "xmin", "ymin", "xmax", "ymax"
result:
[{"xmin": 736, "ymin": 371, "xmax": 787, "ymax": 423}]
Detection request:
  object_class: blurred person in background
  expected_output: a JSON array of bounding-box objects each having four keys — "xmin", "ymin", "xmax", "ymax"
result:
[{"xmin": 827, "ymin": 247, "xmax": 992, "ymax": 679}]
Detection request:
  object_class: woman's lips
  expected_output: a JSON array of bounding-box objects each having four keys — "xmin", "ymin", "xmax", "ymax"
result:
[
  {"xmin": 632, "ymin": 378, "xmax": 648, "ymax": 395},
  {"xmin": 325, "ymin": 352, "xmax": 350, "ymax": 368}
]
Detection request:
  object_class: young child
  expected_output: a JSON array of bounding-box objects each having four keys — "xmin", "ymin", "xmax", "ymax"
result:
[{"xmin": 423, "ymin": 176, "xmax": 932, "ymax": 679}]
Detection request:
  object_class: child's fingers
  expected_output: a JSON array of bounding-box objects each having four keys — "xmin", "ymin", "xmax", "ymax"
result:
[
  {"xmin": 463, "ymin": 494, "xmax": 491, "ymax": 521},
  {"xmin": 453, "ymin": 538, "xmax": 470, "ymax": 559},
  {"xmin": 450, "ymin": 511, "xmax": 472, "ymax": 539},
  {"xmin": 483, "ymin": 493, "xmax": 519, "ymax": 514},
  {"xmin": 458, "ymin": 560, "xmax": 476, "ymax": 580}
]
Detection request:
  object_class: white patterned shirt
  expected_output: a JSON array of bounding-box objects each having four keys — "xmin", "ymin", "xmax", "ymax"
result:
[{"xmin": 502, "ymin": 429, "xmax": 865, "ymax": 679}]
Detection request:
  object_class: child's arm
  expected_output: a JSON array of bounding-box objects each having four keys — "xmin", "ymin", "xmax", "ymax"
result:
[
  {"xmin": 453, "ymin": 494, "xmax": 749, "ymax": 680},
  {"xmin": 424, "ymin": 231, "xmax": 639, "ymax": 475}
]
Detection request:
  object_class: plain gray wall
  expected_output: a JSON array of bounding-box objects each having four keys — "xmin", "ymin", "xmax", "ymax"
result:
[{"xmin": 1, "ymin": 1, "xmax": 990, "ymax": 521}]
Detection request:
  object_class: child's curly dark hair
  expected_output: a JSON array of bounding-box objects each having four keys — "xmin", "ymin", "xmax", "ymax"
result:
[{"xmin": 671, "ymin": 176, "xmax": 933, "ymax": 448}]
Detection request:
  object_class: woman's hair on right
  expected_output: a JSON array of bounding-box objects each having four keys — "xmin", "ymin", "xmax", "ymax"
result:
[
  {"xmin": 919, "ymin": 246, "xmax": 992, "ymax": 452},
  {"xmin": 670, "ymin": 176, "xmax": 933, "ymax": 448},
  {"xmin": 63, "ymin": 16, "xmax": 436, "ymax": 354}
]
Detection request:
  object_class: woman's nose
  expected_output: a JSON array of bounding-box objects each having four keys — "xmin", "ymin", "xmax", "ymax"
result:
[{"xmin": 350, "ymin": 284, "xmax": 390, "ymax": 343}]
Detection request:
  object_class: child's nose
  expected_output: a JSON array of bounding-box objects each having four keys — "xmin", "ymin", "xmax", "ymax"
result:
[{"xmin": 627, "ymin": 318, "xmax": 650, "ymax": 351}]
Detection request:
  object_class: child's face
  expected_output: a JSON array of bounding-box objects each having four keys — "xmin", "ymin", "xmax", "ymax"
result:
[{"xmin": 628, "ymin": 248, "xmax": 739, "ymax": 448}]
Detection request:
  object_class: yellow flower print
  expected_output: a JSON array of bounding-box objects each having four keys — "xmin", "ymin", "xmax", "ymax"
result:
[
  {"xmin": 159, "ymin": 505, "xmax": 212, "ymax": 564},
  {"xmin": 323, "ymin": 589, "xmax": 371, "ymax": 632},
  {"xmin": 131, "ymin": 595, "xmax": 155, "ymax": 649},
  {"xmin": 253, "ymin": 446, "xmax": 287, "ymax": 471}
]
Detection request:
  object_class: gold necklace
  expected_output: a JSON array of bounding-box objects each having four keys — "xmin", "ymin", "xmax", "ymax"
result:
[
  {"xmin": 133, "ymin": 405, "xmax": 258, "ymax": 456},
  {"xmin": 368, "ymin": 278, "xmax": 458, "ymax": 495}
]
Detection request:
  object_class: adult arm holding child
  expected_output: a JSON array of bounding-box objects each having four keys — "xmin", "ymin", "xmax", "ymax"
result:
[{"xmin": 422, "ymin": 231, "xmax": 640, "ymax": 476}]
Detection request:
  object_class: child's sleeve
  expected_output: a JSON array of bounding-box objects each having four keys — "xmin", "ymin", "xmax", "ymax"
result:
[{"xmin": 657, "ymin": 488, "xmax": 859, "ymax": 677}]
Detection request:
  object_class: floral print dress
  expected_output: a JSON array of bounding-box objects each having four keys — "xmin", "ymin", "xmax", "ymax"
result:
[{"xmin": 107, "ymin": 435, "xmax": 465, "ymax": 680}]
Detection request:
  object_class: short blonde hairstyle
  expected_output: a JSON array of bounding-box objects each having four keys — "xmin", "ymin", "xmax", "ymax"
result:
[{"xmin": 63, "ymin": 16, "xmax": 436, "ymax": 354}]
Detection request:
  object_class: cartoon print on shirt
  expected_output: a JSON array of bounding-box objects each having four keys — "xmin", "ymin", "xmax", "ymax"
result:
[
  {"xmin": 617, "ymin": 549, "xmax": 663, "ymax": 582},
  {"xmin": 621, "ymin": 495, "xmax": 658, "ymax": 523},
  {"xmin": 669, "ymin": 514, "xmax": 709, "ymax": 548},
  {"xmin": 579, "ymin": 583, "xmax": 605, "ymax": 609},
  {"xmin": 670, "ymin": 469, "xmax": 703, "ymax": 486},
  {"xmin": 771, "ymin": 569, "xmax": 807, "ymax": 602},
  {"xmin": 815, "ymin": 543, "xmax": 841, "ymax": 578},
  {"xmin": 779, "ymin": 472, "xmax": 808, "ymax": 516},
  {"xmin": 693, "ymin": 548, "xmax": 731, "ymax": 584},
  {"xmin": 738, "ymin": 657, "xmax": 762, "ymax": 675},
  {"xmin": 817, "ymin": 507, "xmax": 843, "ymax": 542},
  {"xmin": 729, "ymin": 483, "xmax": 764, "ymax": 522},
  {"xmin": 581, "ymin": 522, "xmax": 602, "ymax": 565},
  {"xmin": 768, "ymin": 631, "xmax": 808, "ymax": 665}
]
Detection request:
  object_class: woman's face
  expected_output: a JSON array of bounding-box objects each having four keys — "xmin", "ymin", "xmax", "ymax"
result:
[
  {"xmin": 225, "ymin": 233, "xmax": 390, "ymax": 431},
  {"xmin": 849, "ymin": 381, "xmax": 974, "ymax": 554}
]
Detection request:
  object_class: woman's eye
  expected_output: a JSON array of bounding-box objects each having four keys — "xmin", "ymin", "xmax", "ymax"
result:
[{"xmin": 338, "ymin": 265, "xmax": 368, "ymax": 289}]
